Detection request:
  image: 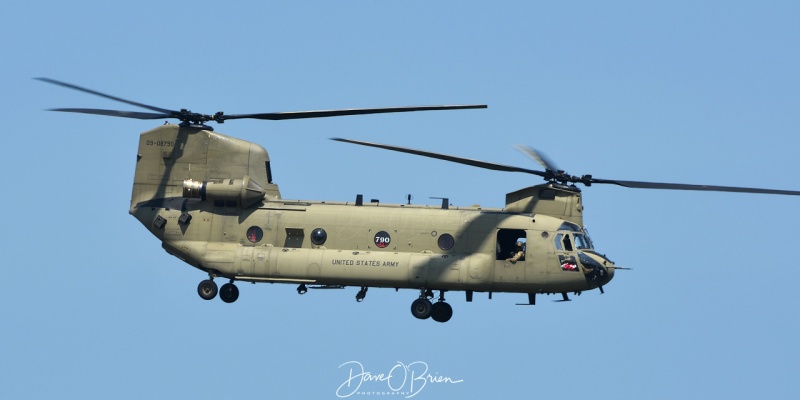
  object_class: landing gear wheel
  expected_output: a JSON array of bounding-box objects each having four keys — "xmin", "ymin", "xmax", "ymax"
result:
[
  {"xmin": 430, "ymin": 302, "xmax": 453, "ymax": 323},
  {"xmin": 411, "ymin": 298, "xmax": 433, "ymax": 320},
  {"xmin": 197, "ymin": 279, "xmax": 218, "ymax": 300},
  {"xmin": 219, "ymin": 282, "xmax": 239, "ymax": 303},
  {"xmin": 356, "ymin": 286, "xmax": 368, "ymax": 302}
]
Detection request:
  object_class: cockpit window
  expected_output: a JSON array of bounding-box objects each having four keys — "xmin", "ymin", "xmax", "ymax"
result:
[
  {"xmin": 563, "ymin": 234, "xmax": 573, "ymax": 251},
  {"xmin": 555, "ymin": 223, "xmax": 595, "ymax": 251},
  {"xmin": 558, "ymin": 221, "xmax": 582, "ymax": 232},
  {"xmin": 555, "ymin": 233, "xmax": 574, "ymax": 251},
  {"xmin": 573, "ymin": 234, "xmax": 593, "ymax": 250}
]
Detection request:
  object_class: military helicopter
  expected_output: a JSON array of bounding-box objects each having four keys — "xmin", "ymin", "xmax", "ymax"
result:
[{"xmin": 39, "ymin": 78, "xmax": 800, "ymax": 323}]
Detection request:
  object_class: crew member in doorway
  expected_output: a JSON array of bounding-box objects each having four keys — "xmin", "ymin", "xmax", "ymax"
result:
[{"xmin": 507, "ymin": 241, "xmax": 525, "ymax": 262}]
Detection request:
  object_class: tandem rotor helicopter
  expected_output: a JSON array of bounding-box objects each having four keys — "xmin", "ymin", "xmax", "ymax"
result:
[{"xmin": 39, "ymin": 78, "xmax": 800, "ymax": 323}]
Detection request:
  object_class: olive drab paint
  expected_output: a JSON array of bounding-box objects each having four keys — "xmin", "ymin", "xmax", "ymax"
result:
[{"xmin": 129, "ymin": 124, "xmax": 617, "ymax": 323}]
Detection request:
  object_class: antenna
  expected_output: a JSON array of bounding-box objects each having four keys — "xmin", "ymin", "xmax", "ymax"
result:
[{"xmin": 430, "ymin": 197, "xmax": 449, "ymax": 210}]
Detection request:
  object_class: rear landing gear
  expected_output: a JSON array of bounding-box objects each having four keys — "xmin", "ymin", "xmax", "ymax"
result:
[
  {"xmin": 197, "ymin": 279, "xmax": 218, "ymax": 300},
  {"xmin": 198, "ymin": 277, "xmax": 240, "ymax": 303},
  {"xmin": 219, "ymin": 281, "xmax": 239, "ymax": 303}
]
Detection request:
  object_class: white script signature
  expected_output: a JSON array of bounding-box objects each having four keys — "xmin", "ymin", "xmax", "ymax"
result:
[{"xmin": 336, "ymin": 360, "xmax": 463, "ymax": 398}]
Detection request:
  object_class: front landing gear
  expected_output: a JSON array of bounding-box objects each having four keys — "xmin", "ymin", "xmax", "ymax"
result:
[
  {"xmin": 430, "ymin": 301, "xmax": 453, "ymax": 323},
  {"xmin": 410, "ymin": 290, "xmax": 453, "ymax": 323},
  {"xmin": 411, "ymin": 298, "xmax": 432, "ymax": 319},
  {"xmin": 356, "ymin": 286, "xmax": 368, "ymax": 302}
]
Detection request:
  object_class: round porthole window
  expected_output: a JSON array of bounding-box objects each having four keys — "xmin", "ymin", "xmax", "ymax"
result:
[
  {"xmin": 311, "ymin": 228, "xmax": 327, "ymax": 245},
  {"xmin": 438, "ymin": 233, "xmax": 455, "ymax": 250},
  {"xmin": 246, "ymin": 226, "xmax": 263, "ymax": 243}
]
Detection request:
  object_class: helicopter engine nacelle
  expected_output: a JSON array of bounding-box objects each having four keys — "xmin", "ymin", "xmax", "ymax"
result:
[{"xmin": 183, "ymin": 176, "xmax": 265, "ymax": 208}]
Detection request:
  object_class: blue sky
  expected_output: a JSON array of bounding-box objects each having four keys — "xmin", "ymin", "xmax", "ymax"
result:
[{"xmin": 3, "ymin": 1, "xmax": 800, "ymax": 399}]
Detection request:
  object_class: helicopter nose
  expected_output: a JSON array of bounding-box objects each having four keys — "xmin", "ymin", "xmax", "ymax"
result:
[{"xmin": 578, "ymin": 251, "xmax": 615, "ymax": 288}]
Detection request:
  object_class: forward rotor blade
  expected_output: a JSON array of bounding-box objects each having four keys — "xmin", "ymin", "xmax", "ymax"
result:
[
  {"xmin": 514, "ymin": 144, "xmax": 559, "ymax": 171},
  {"xmin": 334, "ymin": 138, "xmax": 800, "ymax": 196},
  {"xmin": 36, "ymin": 78, "xmax": 176, "ymax": 114},
  {"xmin": 591, "ymin": 178, "xmax": 800, "ymax": 196},
  {"xmin": 332, "ymin": 138, "xmax": 547, "ymax": 177},
  {"xmin": 223, "ymin": 105, "xmax": 487, "ymax": 121},
  {"xmin": 48, "ymin": 108, "xmax": 172, "ymax": 120}
]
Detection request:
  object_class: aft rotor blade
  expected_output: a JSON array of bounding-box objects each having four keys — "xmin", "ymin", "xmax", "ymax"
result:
[
  {"xmin": 223, "ymin": 105, "xmax": 487, "ymax": 121},
  {"xmin": 332, "ymin": 138, "xmax": 548, "ymax": 177},
  {"xmin": 591, "ymin": 178, "xmax": 800, "ymax": 196},
  {"xmin": 36, "ymin": 78, "xmax": 176, "ymax": 114},
  {"xmin": 48, "ymin": 108, "xmax": 172, "ymax": 120}
]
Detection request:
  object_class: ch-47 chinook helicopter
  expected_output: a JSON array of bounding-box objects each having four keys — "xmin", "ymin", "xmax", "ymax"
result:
[{"xmin": 39, "ymin": 78, "xmax": 800, "ymax": 323}]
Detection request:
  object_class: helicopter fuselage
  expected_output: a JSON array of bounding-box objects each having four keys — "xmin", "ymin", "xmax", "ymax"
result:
[
  {"xmin": 129, "ymin": 124, "xmax": 615, "ymax": 313},
  {"xmin": 146, "ymin": 197, "xmax": 614, "ymax": 294}
]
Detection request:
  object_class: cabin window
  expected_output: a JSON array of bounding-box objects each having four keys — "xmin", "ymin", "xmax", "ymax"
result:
[
  {"xmin": 438, "ymin": 233, "xmax": 455, "ymax": 251},
  {"xmin": 247, "ymin": 226, "xmax": 263, "ymax": 243},
  {"xmin": 310, "ymin": 228, "xmax": 327, "ymax": 245},
  {"xmin": 496, "ymin": 229, "xmax": 526, "ymax": 261}
]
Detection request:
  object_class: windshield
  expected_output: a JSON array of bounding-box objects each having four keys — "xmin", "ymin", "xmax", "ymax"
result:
[
  {"xmin": 573, "ymin": 233, "xmax": 593, "ymax": 250},
  {"xmin": 555, "ymin": 223, "xmax": 595, "ymax": 251}
]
